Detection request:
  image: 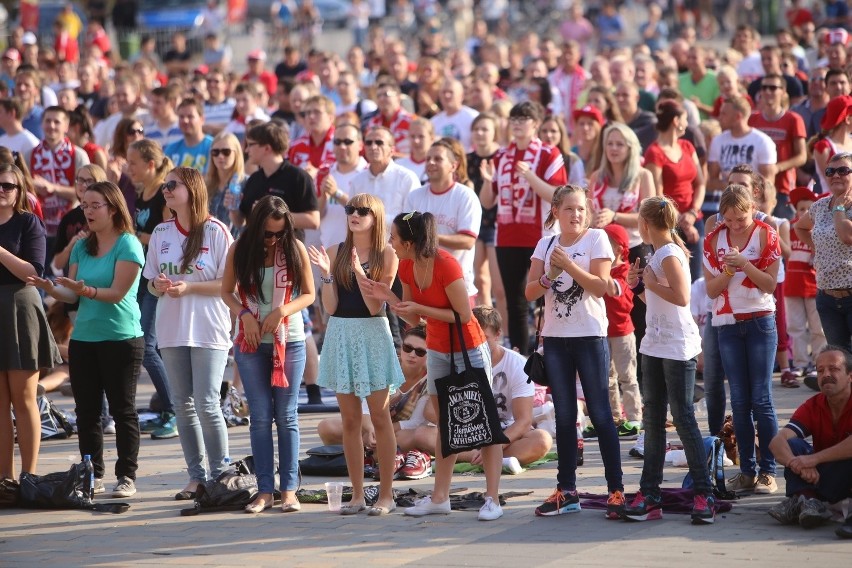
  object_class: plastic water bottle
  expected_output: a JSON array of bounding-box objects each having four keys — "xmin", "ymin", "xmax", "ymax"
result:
[
  {"xmin": 224, "ymin": 456, "xmax": 232, "ymax": 472},
  {"xmin": 226, "ymin": 175, "xmax": 242, "ymax": 211},
  {"xmin": 83, "ymin": 454, "xmax": 94, "ymax": 499}
]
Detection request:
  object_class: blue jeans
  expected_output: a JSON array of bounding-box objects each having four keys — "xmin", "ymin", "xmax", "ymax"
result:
[
  {"xmin": 235, "ymin": 341, "xmax": 306, "ymax": 493},
  {"xmin": 138, "ymin": 285, "xmax": 173, "ymax": 414},
  {"xmin": 784, "ymin": 438, "xmax": 852, "ymax": 503},
  {"xmin": 640, "ymin": 355, "xmax": 712, "ymax": 496},
  {"xmin": 160, "ymin": 346, "xmax": 229, "ymax": 482},
  {"xmin": 703, "ymin": 311, "xmax": 727, "ymax": 436},
  {"xmin": 717, "ymin": 315, "xmax": 779, "ymax": 476},
  {"xmin": 815, "ymin": 291, "xmax": 852, "ymax": 352},
  {"xmin": 543, "ymin": 336, "xmax": 623, "ymax": 492},
  {"xmin": 425, "ymin": 343, "xmax": 492, "ymax": 395}
]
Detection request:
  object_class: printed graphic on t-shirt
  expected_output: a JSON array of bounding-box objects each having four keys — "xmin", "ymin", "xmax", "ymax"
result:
[
  {"xmin": 552, "ymin": 278, "xmax": 584, "ymax": 319},
  {"xmin": 718, "ymin": 143, "xmax": 756, "ymax": 170},
  {"xmin": 492, "ymin": 370, "xmax": 509, "ymax": 415}
]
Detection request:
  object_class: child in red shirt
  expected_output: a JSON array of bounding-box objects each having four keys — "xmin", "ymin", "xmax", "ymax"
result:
[
  {"xmin": 784, "ymin": 188, "xmax": 826, "ymax": 377},
  {"xmin": 601, "ymin": 224, "xmax": 642, "ymax": 438}
]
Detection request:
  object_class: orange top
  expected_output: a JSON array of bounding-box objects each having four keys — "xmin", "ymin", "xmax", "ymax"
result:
[{"xmin": 398, "ymin": 249, "xmax": 486, "ymax": 354}]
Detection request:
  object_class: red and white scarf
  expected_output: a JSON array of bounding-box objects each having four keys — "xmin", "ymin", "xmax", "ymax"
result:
[
  {"xmin": 496, "ymin": 138, "xmax": 543, "ymax": 226},
  {"xmin": 235, "ymin": 245, "xmax": 293, "ymax": 387},
  {"xmin": 550, "ymin": 64, "xmax": 587, "ymax": 132},
  {"xmin": 703, "ymin": 219, "xmax": 780, "ymax": 324},
  {"xmin": 30, "ymin": 137, "xmax": 76, "ymax": 187},
  {"xmin": 591, "ymin": 176, "xmax": 641, "ymax": 214}
]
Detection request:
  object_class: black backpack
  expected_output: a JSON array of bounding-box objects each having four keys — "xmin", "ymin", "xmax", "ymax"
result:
[
  {"xmin": 18, "ymin": 462, "xmax": 130, "ymax": 513},
  {"xmin": 180, "ymin": 457, "xmax": 266, "ymax": 516}
]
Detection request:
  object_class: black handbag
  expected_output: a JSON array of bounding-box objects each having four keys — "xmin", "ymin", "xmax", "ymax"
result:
[
  {"xmin": 18, "ymin": 462, "xmax": 129, "ymax": 513},
  {"xmin": 298, "ymin": 445, "xmax": 350, "ymax": 476},
  {"xmin": 524, "ymin": 236, "xmax": 556, "ymax": 386},
  {"xmin": 435, "ymin": 312, "xmax": 510, "ymax": 456}
]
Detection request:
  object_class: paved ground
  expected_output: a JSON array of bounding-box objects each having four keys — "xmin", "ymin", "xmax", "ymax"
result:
[{"xmin": 1, "ymin": 368, "xmax": 849, "ymax": 567}]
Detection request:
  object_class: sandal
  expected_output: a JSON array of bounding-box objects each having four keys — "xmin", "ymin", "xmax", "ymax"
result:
[{"xmin": 780, "ymin": 371, "xmax": 801, "ymax": 388}]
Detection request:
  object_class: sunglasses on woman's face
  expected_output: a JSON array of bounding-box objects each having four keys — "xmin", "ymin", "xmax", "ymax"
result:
[
  {"xmin": 825, "ymin": 166, "xmax": 852, "ymax": 178},
  {"xmin": 127, "ymin": 127, "xmax": 144, "ymax": 136},
  {"xmin": 402, "ymin": 343, "xmax": 427, "ymax": 357},
  {"xmin": 264, "ymin": 230, "xmax": 286, "ymax": 240},
  {"xmin": 211, "ymin": 148, "xmax": 232, "ymax": 157},
  {"xmin": 344, "ymin": 205, "xmax": 371, "ymax": 216},
  {"xmin": 0, "ymin": 182, "xmax": 20, "ymax": 192},
  {"xmin": 159, "ymin": 180, "xmax": 178, "ymax": 193}
]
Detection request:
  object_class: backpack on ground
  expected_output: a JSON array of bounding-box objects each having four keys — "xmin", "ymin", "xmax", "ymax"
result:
[
  {"xmin": 18, "ymin": 462, "xmax": 129, "ymax": 513},
  {"xmin": 682, "ymin": 436, "xmax": 738, "ymax": 501},
  {"xmin": 180, "ymin": 456, "xmax": 264, "ymax": 516}
]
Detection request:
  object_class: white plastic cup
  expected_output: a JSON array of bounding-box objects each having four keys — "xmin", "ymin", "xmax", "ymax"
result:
[{"xmin": 325, "ymin": 482, "xmax": 344, "ymax": 512}]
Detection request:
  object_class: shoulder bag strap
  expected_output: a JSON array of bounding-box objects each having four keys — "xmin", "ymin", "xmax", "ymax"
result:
[
  {"xmin": 534, "ymin": 236, "xmax": 558, "ymax": 348},
  {"xmin": 452, "ymin": 310, "xmax": 475, "ymax": 371}
]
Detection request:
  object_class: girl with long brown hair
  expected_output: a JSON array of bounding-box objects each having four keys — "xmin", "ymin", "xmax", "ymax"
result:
[
  {"xmin": 309, "ymin": 193, "xmax": 402, "ymax": 516},
  {"xmin": 143, "ymin": 167, "xmax": 234, "ymax": 500}
]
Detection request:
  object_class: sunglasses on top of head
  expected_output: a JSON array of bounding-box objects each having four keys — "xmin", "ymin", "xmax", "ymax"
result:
[{"xmin": 344, "ymin": 205, "xmax": 372, "ymax": 216}]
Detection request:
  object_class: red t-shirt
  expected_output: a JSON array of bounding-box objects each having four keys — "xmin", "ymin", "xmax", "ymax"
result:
[
  {"xmin": 711, "ymin": 94, "xmax": 755, "ymax": 118},
  {"xmin": 603, "ymin": 263, "xmax": 635, "ymax": 337},
  {"xmin": 491, "ymin": 144, "xmax": 567, "ymax": 248},
  {"xmin": 748, "ymin": 110, "xmax": 807, "ymax": 195},
  {"xmin": 643, "ymin": 139, "xmax": 698, "ymax": 213},
  {"xmin": 787, "ymin": 392, "xmax": 852, "ymax": 452},
  {"xmin": 288, "ymin": 126, "xmax": 335, "ymax": 169},
  {"xmin": 785, "ymin": 214, "xmax": 818, "ymax": 297},
  {"xmin": 398, "ymin": 248, "xmax": 486, "ymax": 353}
]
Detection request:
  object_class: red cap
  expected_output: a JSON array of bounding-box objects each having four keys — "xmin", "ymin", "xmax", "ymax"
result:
[
  {"xmin": 820, "ymin": 95, "xmax": 852, "ymax": 131},
  {"xmin": 603, "ymin": 223, "xmax": 630, "ymax": 261},
  {"xmin": 824, "ymin": 28, "xmax": 850, "ymax": 46},
  {"xmin": 2, "ymin": 48, "xmax": 20, "ymax": 62},
  {"xmin": 194, "ymin": 65, "xmax": 209, "ymax": 75},
  {"xmin": 790, "ymin": 187, "xmax": 817, "ymax": 206},
  {"xmin": 572, "ymin": 104, "xmax": 605, "ymax": 127}
]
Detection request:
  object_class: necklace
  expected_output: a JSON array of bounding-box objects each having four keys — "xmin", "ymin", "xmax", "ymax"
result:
[
  {"xmin": 414, "ymin": 259, "xmax": 432, "ymax": 293},
  {"xmin": 560, "ymin": 229, "xmax": 585, "ymax": 249}
]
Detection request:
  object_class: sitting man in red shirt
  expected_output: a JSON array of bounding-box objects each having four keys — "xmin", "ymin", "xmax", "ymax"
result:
[{"xmin": 768, "ymin": 346, "xmax": 852, "ymax": 537}]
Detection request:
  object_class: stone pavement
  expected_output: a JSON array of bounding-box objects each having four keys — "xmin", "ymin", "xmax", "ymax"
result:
[{"xmin": 1, "ymin": 373, "xmax": 849, "ymax": 567}]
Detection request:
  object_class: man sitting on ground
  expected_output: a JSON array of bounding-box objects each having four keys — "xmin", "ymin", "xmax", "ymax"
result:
[{"xmin": 767, "ymin": 346, "xmax": 852, "ymax": 537}]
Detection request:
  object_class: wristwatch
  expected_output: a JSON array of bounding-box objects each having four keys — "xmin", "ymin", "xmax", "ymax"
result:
[{"xmin": 833, "ymin": 204, "xmax": 847, "ymax": 213}]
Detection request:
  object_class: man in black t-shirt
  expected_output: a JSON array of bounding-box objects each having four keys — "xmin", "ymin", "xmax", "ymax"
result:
[{"xmin": 239, "ymin": 121, "xmax": 319, "ymax": 233}]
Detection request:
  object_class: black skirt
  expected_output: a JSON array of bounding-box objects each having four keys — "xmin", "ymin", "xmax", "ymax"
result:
[{"xmin": 0, "ymin": 283, "xmax": 62, "ymax": 371}]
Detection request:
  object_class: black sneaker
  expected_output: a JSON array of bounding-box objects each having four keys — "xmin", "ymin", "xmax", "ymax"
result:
[
  {"xmin": 837, "ymin": 513, "xmax": 852, "ymax": 539},
  {"xmin": 691, "ymin": 494, "xmax": 716, "ymax": 524},
  {"xmin": 768, "ymin": 495, "xmax": 803, "ymax": 525},
  {"xmin": 535, "ymin": 488, "xmax": 581, "ymax": 516},
  {"xmin": 803, "ymin": 373, "xmax": 819, "ymax": 392},
  {"xmin": 622, "ymin": 491, "xmax": 663, "ymax": 521},
  {"xmin": 799, "ymin": 498, "xmax": 831, "ymax": 528}
]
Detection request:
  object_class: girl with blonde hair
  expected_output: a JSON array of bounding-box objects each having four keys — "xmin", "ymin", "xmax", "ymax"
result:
[{"xmin": 205, "ymin": 132, "xmax": 247, "ymax": 234}]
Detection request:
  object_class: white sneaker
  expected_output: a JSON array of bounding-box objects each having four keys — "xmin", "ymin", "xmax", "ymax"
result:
[
  {"xmin": 629, "ymin": 431, "xmax": 645, "ymax": 458},
  {"xmin": 404, "ymin": 495, "xmax": 451, "ymax": 517},
  {"xmin": 502, "ymin": 457, "xmax": 523, "ymax": 475},
  {"xmin": 103, "ymin": 419, "xmax": 116, "ymax": 435},
  {"xmin": 478, "ymin": 496, "xmax": 503, "ymax": 521}
]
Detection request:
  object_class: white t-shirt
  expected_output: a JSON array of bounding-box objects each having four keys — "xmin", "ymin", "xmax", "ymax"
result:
[
  {"xmin": 143, "ymin": 217, "xmax": 234, "ymax": 349},
  {"xmin": 640, "ymin": 243, "xmax": 702, "ymax": 361},
  {"xmin": 708, "ymin": 128, "xmax": 777, "ymax": 178},
  {"xmin": 144, "ymin": 118, "xmax": 183, "ymax": 148},
  {"xmin": 405, "ymin": 182, "xmax": 482, "ymax": 297},
  {"xmin": 395, "ymin": 156, "xmax": 427, "ymax": 184},
  {"xmin": 319, "ymin": 159, "xmax": 368, "ymax": 249},
  {"xmin": 350, "ymin": 161, "xmax": 421, "ymax": 233},
  {"xmin": 491, "ymin": 348, "xmax": 535, "ymax": 428},
  {"xmin": 0, "ymin": 130, "xmax": 39, "ymax": 155},
  {"xmin": 94, "ymin": 109, "xmax": 150, "ymax": 149},
  {"xmin": 532, "ymin": 229, "xmax": 614, "ymax": 338},
  {"xmin": 430, "ymin": 106, "xmax": 479, "ymax": 151}
]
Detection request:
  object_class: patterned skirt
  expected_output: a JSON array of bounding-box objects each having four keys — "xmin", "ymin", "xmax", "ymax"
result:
[
  {"xmin": 0, "ymin": 284, "xmax": 62, "ymax": 371},
  {"xmin": 317, "ymin": 316, "xmax": 403, "ymax": 398}
]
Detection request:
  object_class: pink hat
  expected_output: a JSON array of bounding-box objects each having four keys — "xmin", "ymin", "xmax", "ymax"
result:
[
  {"xmin": 2, "ymin": 48, "xmax": 20, "ymax": 62},
  {"xmin": 820, "ymin": 95, "xmax": 852, "ymax": 131},
  {"xmin": 247, "ymin": 49, "xmax": 267, "ymax": 61},
  {"xmin": 572, "ymin": 104, "xmax": 605, "ymax": 127}
]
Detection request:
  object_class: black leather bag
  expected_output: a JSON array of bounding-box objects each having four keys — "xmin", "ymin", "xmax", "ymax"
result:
[
  {"xmin": 435, "ymin": 313, "xmax": 510, "ymax": 456},
  {"xmin": 525, "ymin": 236, "xmax": 556, "ymax": 387},
  {"xmin": 298, "ymin": 445, "xmax": 349, "ymax": 476},
  {"xmin": 19, "ymin": 462, "xmax": 129, "ymax": 513}
]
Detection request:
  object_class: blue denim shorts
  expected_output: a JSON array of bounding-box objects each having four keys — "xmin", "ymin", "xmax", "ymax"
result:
[{"xmin": 425, "ymin": 343, "xmax": 492, "ymax": 395}]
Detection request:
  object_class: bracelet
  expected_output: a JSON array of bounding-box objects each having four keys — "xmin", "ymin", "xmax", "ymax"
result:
[
  {"xmin": 833, "ymin": 204, "xmax": 847, "ymax": 213},
  {"xmin": 91, "ymin": 287, "xmax": 98, "ymax": 299},
  {"xmin": 238, "ymin": 308, "xmax": 252, "ymax": 319},
  {"xmin": 320, "ymin": 274, "xmax": 334, "ymax": 284},
  {"xmin": 539, "ymin": 274, "xmax": 552, "ymax": 289},
  {"xmin": 723, "ymin": 266, "xmax": 736, "ymax": 276},
  {"xmin": 333, "ymin": 190, "xmax": 345, "ymax": 201},
  {"xmin": 628, "ymin": 277, "xmax": 642, "ymax": 290}
]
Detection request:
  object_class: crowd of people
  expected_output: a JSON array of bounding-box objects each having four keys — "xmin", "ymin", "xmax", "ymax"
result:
[{"xmin": 0, "ymin": 0, "xmax": 851, "ymax": 535}]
